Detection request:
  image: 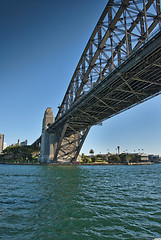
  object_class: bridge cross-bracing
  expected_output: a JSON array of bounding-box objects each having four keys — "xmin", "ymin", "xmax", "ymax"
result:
[{"xmin": 36, "ymin": 0, "xmax": 161, "ymax": 163}]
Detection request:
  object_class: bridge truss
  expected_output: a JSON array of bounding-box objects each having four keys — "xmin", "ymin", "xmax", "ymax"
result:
[
  {"xmin": 36, "ymin": 0, "xmax": 161, "ymax": 162},
  {"xmin": 56, "ymin": 0, "xmax": 161, "ymax": 121}
]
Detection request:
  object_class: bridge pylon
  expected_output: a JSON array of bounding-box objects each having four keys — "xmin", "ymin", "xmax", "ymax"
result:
[
  {"xmin": 39, "ymin": 107, "xmax": 90, "ymax": 163},
  {"xmin": 39, "ymin": 107, "xmax": 54, "ymax": 162}
]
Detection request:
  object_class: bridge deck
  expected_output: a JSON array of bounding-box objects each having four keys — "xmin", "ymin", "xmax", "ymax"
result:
[{"xmin": 48, "ymin": 31, "xmax": 161, "ymax": 137}]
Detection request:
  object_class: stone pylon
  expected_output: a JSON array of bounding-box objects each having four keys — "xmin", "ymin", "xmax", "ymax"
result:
[
  {"xmin": 39, "ymin": 107, "xmax": 54, "ymax": 163},
  {"xmin": 39, "ymin": 107, "xmax": 90, "ymax": 163}
]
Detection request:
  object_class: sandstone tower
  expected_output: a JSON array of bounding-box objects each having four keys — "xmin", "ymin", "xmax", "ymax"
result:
[
  {"xmin": 0, "ymin": 134, "xmax": 4, "ymax": 153},
  {"xmin": 39, "ymin": 107, "xmax": 54, "ymax": 162}
]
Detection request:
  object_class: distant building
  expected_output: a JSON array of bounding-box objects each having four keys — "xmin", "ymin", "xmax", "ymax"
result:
[
  {"xmin": 9, "ymin": 139, "xmax": 27, "ymax": 147},
  {"xmin": 9, "ymin": 139, "xmax": 28, "ymax": 147},
  {"xmin": 20, "ymin": 140, "xmax": 28, "ymax": 146},
  {"xmin": 0, "ymin": 134, "xmax": 4, "ymax": 153},
  {"xmin": 149, "ymin": 155, "xmax": 159, "ymax": 163},
  {"xmin": 138, "ymin": 153, "xmax": 149, "ymax": 162}
]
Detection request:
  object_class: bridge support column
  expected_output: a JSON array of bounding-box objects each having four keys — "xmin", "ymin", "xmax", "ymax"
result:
[
  {"xmin": 39, "ymin": 108, "xmax": 91, "ymax": 163},
  {"xmin": 39, "ymin": 107, "xmax": 54, "ymax": 163},
  {"xmin": 53, "ymin": 125, "xmax": 91, "ymax": 162}
]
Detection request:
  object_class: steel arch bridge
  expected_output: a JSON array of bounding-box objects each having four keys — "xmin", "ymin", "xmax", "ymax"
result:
[{"xmin": 34, "ymin": 0, "xmax": 161, "ymax": 163}]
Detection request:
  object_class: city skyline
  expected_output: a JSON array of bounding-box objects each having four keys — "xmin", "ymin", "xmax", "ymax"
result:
[{"xmin": 1, "ymin": 0, "xmax": 161, "ymax": 155}]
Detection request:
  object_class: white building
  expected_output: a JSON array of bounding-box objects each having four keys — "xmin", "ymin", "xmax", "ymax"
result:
[
  {"xmin": 20, "ymin": 140, "xmax": 28, "ymax": 146},
  {"xmin": 138, "ymin": 153, "xmax": 149, "ymax": 162}
]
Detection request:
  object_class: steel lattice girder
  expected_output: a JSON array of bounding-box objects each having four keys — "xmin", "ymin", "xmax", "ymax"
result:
[
  {"xmin": 55, "ymin": 126, "xmax": 90, "ymax": 162},
  {"xmin": 55, "ymin": 0, "xmax": 161, "ymax": 121},
  {"xmin": 32, "ymin": 0, "xmax": 161, "ymax": 158},
  {"xmin": 48, "ymin": 30, "xmax": 161, "ymax": 136}
]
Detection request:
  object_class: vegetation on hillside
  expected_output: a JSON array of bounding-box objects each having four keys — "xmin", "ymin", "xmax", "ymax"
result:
[
  {"xmin": 0, "ymin": 145, "xmax": 40, "ymax": 163},
  {"xmin": 81, "ymin": 152, "xmax": 142, "ymax": 164}
]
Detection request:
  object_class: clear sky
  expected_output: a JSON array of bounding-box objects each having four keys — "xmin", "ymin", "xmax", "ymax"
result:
[{"xmin": 1, "ymin": 0, "xmax": 161, "ymax": 156}]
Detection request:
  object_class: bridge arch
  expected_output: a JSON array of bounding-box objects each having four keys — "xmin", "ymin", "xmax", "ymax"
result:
[{"xmin": 35, "ymin": 0, "xmax": 161, "ymax": 162}]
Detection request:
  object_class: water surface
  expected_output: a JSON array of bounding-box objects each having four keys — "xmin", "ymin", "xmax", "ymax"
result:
[{"xmin": 0, "ymin": 164, "xmax": 161, "ymax": 239}]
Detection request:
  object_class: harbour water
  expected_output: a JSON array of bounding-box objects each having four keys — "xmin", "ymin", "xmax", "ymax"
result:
[{"xmin": 0, "ymin": 164, "xmax": 161, "ymax": 240}]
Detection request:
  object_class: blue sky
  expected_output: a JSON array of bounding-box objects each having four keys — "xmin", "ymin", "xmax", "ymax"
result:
[{"xmin": 1, "ymin": 0, "xmax": 161, "ymax": 155}]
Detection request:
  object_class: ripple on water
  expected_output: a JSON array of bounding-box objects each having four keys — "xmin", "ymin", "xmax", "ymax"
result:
[{"xmin": 0, "ymin": 164, "xmax": 161, "ymax": 240}]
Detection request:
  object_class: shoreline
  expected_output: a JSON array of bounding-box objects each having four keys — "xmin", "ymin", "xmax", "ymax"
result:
[{"xmin": 0, "ymin": 161, "xmax": 160, "ymax": 166}]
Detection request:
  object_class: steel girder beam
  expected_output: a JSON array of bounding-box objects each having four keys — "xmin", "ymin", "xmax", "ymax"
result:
[
  {"xmin": 55, "ymin": 0, "xmax": 161, "ymax": 121},
  {"xmin": 54, "ymin": 125, "xmax": 91, "ymax": 162},
  {"xmin": 32, "ymin": 136, "xmax": 41, "ymax": 148},
  {"xmin": 48, "ymin": 31, "xmax": 161, "ymax": 135},
  {"xmin": 33, "ymin": 1, "xmax": 161, "ymax": 159},
  {"xmin": 34, "ymin": 32, "xmax": 161, "ymax": 152}
]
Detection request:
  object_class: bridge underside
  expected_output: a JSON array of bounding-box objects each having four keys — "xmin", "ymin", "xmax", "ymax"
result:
[
  {"xmin": 35, "ymin": 0, "xmax": 161, "ymax": 163},
  {"xmin": 65, "ymin": 35, "xmax": 161, "ymax": 132},
  {"xmin": 38, "ymin": 32, "xmax": 161, "ymax": 163},
  {"xmin": 50, "ymin": 33, "xmax": 161, "ymax": 132}
]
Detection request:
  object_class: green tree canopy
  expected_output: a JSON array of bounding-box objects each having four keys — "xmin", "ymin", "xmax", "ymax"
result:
[{"xmin": 89, "ymin": 149, "xmax": 94, "ymax": 154}]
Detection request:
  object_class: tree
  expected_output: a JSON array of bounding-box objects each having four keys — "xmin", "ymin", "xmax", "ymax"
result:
[
  {"xmin": 108, "ymin": 155, "xmax": 121, "ymax": 163},
  {"xmin": 81, "ymin": 153, "xmax": 91, "ymax": 163},
  {"xmin": 89, "ymin": 149, "xmax": 94, "ymax": 155},
  {"xmin": 2, "ymin": 145, "xmax": 40, "ymax": 163},
  {"xmin": 91, "ymin": 156, "xmax": 98, "ymax": 162}
]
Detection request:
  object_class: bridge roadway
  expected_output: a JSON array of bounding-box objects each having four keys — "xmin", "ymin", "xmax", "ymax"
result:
[{"xmin": 47, "ymin": 31, "xmax": 161, "ymax": 138}]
